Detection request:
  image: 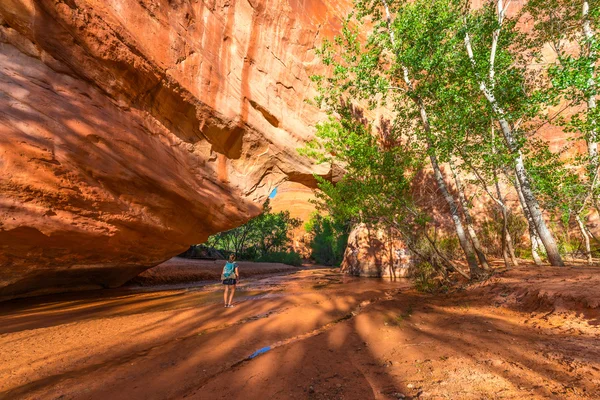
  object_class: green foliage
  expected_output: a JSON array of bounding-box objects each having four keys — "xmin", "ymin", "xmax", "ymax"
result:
[
  {"xmin": 255, "ymin": 251, "xmax": 303, "ymax": 267},
  {"xmin": 525, "ymin": 0, "xmax": 600, "ymax": 218},
  {"xmin": 304, "ymin": 213, "xmax": 349, "ymax": 266},
  {"xmin": 206, "ymin": 199, "xmax": 301, "ymax": 260},
  {"xmin": 523, "ymin": 141, "xmax": 587, "ymax": 220},
  {"xmin": 304, "ymin": 0, "xmax": 600, "ymax": 273},
  {"xmin": 435, "ymin": 237, "xmax": 461, "ymax": 260},
  {"xmin": 413, "ymin": 261, "xmax": 449, "ymax": 293}
]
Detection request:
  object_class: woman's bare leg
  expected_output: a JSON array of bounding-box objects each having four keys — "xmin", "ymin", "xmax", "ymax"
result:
[
  {"xmin": 224, "ymin": 286, "xmax": 229, "ymax": 306},
  {"xmin": 228, "ymin": 285, "xmax": 236, "ymax": 305}
]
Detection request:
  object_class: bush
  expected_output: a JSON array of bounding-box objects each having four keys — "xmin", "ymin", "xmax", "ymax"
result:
[
  {"xmin": 412, "ymin": 261, "xmax": 448, "ymax": 293},
  {"xmin": 255, "ymin": 251, "xmax": 303, "ymax": 266},
  {"xmin": 557, "ymin": 236, "xmax": 585, "ymax": 258},
  {"xmin": 304, "ymin": 213, "xmax": 349, "ymax": 266},
  {"xmin": 436, "ymin": 236, "xmax": 461, "ymax": 260}
]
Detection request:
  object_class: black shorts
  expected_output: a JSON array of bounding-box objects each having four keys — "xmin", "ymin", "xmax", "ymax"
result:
[{"xmin": 222, "ymin": 278, "xmax": 237, "ymax": 285}]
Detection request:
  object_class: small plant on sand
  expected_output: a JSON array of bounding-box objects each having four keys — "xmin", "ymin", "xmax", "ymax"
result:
[
  {"xmin": 385, "ymin": 305, "xmax": 414, "ymax": 327},
  {"xmin": 401, "ymin": 305, "xmax": 414, "ymax": 319},
  {"xmin": 413, "ymin": 261, "xmax": 449, "ymax": 293}
]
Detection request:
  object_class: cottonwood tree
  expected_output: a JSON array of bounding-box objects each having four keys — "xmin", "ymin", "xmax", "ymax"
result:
[
  {"xmin": 313, "ymin": 0, "xmax": 491, "ymax": 277},
  {"xmin": 302, "ymin": 114, "xmax": 470, "ymax": 279},
  {"xmin": 427, "ymin": 49, "xmax": 519, "ymax": 268},
  {"xmin": 525, "ymin": 0, "xmax": 600, "ymax": 262},
  {"xmin": 304, "ymin": 213, "xmax": 349, "ymax": 266},
  {"xmin": 206, "ymin": 200, "xmax": 300, "ymax": 258},
  {"xmin": 462, "ymin": 0, "xmax": 565, "ymax": 266}
]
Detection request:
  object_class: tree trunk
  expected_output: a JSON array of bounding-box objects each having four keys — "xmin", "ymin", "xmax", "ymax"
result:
[
  {"xmin": 464, "ymin": 8, "xmax": 564, "ymax": 266},
  {"xmin": 449, "ymin": 160, "xmax": 490, "ymax": 270},
  {"xmin": 428, "ymin": 147, "xmax": 481, "ymax": 277},
  {"xmin": 576, "ymin": 214, "xmax": 593, "ymax": 265},
  {"xmin": 497, "ymin": 187, "xmax": 516, "ymax": 268},
  {"xmin": 532, "ymin": 234, "xmax": 544, "ymax": 264},
  {"xmin": 505, "ymin": 228, "xmax": 519, "ymax": 265},
  {"xmin": 492, "ymin": 175, "xmax": 518, "ymax": 267},
  {"xmin": 514, "ymin": 174, "xmax": 544, "ymax": 266},
  {"xmin": 494, "ymin": 115, "xmax": 562, "ymax": 265},
  {"xmin": 500, "ymin": 202, "xmax": 511, "ymax": 268},
  {"xmin": 583, "ymin": 1, "xmax": 599, "ymax": 173}
]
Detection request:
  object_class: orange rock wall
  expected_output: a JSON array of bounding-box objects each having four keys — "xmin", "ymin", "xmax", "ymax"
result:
[
  {"xmin": 270, "ymin": 181, "xmax": 317, "ymax": 257},
  {"xmin": 0, "ymin": 0, "xmax": 351, "ymax": 297},
  {"xmin": 0, "ymin": 0, "xmax": 593, "ymax": 298}
]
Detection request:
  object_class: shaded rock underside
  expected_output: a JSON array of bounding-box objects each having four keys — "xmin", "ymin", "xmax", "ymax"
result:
[{"xmin": 0, "ymin": 0, "xmax": 350, "ymax": 298}]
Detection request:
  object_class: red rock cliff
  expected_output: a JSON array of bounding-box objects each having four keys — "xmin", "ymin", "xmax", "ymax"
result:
[{"xmin": 0, "ymin": 0, "xmax": 350, "ymax": 297}]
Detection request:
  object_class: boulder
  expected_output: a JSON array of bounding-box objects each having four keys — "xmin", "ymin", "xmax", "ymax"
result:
[{"xmin": 340, "ymin": 223, "xmax": 412, "ymax": 278}]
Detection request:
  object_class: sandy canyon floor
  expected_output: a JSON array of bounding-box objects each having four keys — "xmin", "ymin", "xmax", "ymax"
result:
[{"xmin": 1, "ymin": 261, "xmax": 599, "ymax": 399}]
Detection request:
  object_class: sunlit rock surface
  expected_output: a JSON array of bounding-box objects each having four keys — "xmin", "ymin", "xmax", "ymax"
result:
[
  {"xmin": 269, "ymin": 181, "xmax": 318, "ymax": 257},
  {"xmin": 0, "ymin": 0, "xmax": 350, "ymax": 298}
]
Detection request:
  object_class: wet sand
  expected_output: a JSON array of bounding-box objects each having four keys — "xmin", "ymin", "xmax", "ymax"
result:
[
  {"xmin": 1, "ymin": 264, "xmax": 599, "ymax": 399},
  {"xmin": 128, "ymin": 258, "xmax": 301, "ymax": 286}
]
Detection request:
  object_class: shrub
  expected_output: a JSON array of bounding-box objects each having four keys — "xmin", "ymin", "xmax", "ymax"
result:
[
  {"xmin": 255, "ymin": 251, "xmax": 303, "ymax": 266},
  {"xmin": 480, "ymin": 207, "xmax": 527, "ymax": 257},
  {"xmin": 436, "ymin": 236, "xmax": 461, "ymax": 260},
  {"xmin": 412, "ymin": 261, "xmax": 448, "ymax": 293},
  {"xmin": 305, "ymin": 213, "xmax": 349, "ymax": 266}
]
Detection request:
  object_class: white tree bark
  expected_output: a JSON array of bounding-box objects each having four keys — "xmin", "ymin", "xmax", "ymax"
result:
[
  {"xmin": 463, "ymin": 2, "xmax": 564, "ymax": 266},
  {"xmin": 493, "ymin": 174, "xmax": 519, "ymax": 267},
  {"xmin": 382, "ymin": 0, "xmax": 481, "ymax": 277},
  {"xmin": 576, "ymin": 214, "xmax": 593, "ymax": 264},
  {"xmin": 514, "ymin": 172, "xmax": 544, "ymax": 266}
]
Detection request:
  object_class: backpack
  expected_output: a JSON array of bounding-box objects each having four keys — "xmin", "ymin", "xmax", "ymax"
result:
[{"xmin": 221, "ymin": 261, "xmax": 237, "ymax": 280}]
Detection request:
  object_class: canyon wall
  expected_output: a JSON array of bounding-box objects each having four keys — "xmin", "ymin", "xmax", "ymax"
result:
[
  {"xmin": 269, "ymin": 181, "xmax": 317, "ymax": 257},
  {"xmin": 0, "ymin": 0, "xmax": 350, "ymax": 298}
]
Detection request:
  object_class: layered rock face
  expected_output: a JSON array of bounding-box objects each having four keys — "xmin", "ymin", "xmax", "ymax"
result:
[{"xmin": 0, "ymin": 0, "xmax": 349, "ymax": 298}]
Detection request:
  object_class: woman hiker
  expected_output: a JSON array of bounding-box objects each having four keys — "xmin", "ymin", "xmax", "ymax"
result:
[{"xmin": 222, "ymin": 254, "xmax": 239, "ymax": 308}]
